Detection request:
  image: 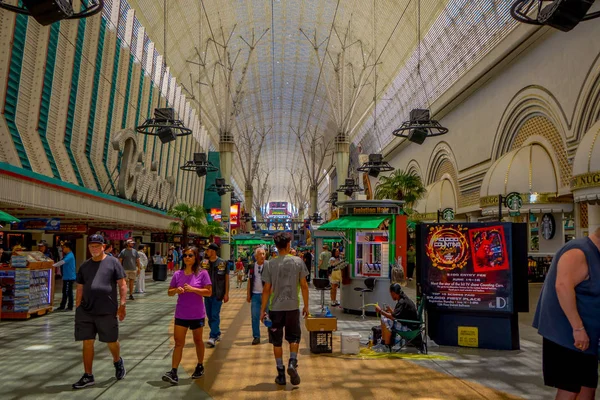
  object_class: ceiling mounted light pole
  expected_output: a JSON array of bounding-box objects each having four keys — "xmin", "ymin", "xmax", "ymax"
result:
[
  {"xmin": 192, "ymin": 1, "xmax": 268, "ymax": 256},
  {"xmin": 300, "ymin": 16, "xmax": 378, "ymax": 203},
  {"xmin": 392, "ymin": 0, "xmax": 448, "ymax": 145},
  {"xmin": 136, "ymin": 0, "xmax": 191, "ymax": 144},
  {"xmin": 359, "ymin": 0, "xmax": 395, "ymax": 179},
  {"xmin": 236, "ymin": 126, "xmax": 270, "ymax": 232},
  {"xmin": 179, "ymin": 152, "xmax": 218, "ymax": 177}
]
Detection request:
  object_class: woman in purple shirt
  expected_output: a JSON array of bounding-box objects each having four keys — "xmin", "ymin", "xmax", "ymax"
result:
[{"xmin": 162, "ymin": 246, "xmax": 212, "ymax": 385}]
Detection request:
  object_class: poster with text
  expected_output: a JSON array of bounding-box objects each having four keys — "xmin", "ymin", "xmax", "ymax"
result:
[{"xmin": 421, "ymin": 223, "xmax": 513, "ymax": 313}]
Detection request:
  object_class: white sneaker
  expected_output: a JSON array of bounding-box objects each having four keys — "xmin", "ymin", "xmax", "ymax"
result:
[{"xmin": 207, "ymin": 338, "xmax": 216, "ymax": 348}]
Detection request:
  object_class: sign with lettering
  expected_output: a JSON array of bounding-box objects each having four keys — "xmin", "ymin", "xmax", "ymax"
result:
[
  {"xmin": 111, "ymin": 129, "xmax": 176, "ymax": 210},
  {"xmin": 338, "ymin": 202, "xmax": 402, "ymax": 216},
  {"xmin": 12, "ymin": 218, "xmax": 60, "ymax": 231},
  {"xmin": 90, "ymin": 229, "xmax": 132, "ymax": 241},
  {"xmin": 58, "ymin": 224, "xmax": 87, "ymax": 233},
  {"xmin": 421, "ymin": 223, "xmax": 513, "ymax": 313},
  {"xmin": 458, "ymin": 326, "xmax": 479, "ymax": 347},
  {"xmin": 571, "ymin": 172, "xmax": 600, "ymax": 189}
]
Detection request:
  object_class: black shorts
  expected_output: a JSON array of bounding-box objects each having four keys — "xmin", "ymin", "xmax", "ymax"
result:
[
  {"xmin": 174, "ymin": 318, "xmax": 205, "ymax": 330},
  {"xmin": 268, "ymin": 309, "xmax": 301, "ymax": 347},
  {"xmin": 543, "ymin": 338, "xmax": 599, "ymax": 393},
  {"xmin": 75, "ymin": 307, "xmax": 119, "ymax": 343}
]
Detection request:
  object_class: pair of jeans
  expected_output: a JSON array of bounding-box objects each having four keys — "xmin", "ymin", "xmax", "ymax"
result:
[
  {"xmin": 60, "ymin": 280, "xmax": 74, "ymax": 309},
  {"xmin": 318, "ymin": 269, "xmax": 328, "ymax": 279},
  {"xmin": 204, "ymin": 296, "xmax": 223, "ymax": 339},
  {"xmin": 251, "ymin": 293, "xmax": 263, "ymax": 339}
]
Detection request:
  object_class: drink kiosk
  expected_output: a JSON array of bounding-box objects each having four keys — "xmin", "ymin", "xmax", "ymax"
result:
[{"xmin": 316, "ymin": 200, "xmax": 408, "ymax": 314}]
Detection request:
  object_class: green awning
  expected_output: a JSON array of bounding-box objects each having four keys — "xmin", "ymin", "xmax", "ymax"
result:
[
  {"xmin": 318, "ymin": 215, "xmax": 389, "ymax": 230},
  {"xmin": 0, "ymin": 210, "xmax": 20, "ymax": 223}
]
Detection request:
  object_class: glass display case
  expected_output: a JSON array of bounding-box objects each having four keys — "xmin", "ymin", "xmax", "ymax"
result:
[{"xmin": 355, "ymin": 231, "xmax": 389, "ymax": 277}]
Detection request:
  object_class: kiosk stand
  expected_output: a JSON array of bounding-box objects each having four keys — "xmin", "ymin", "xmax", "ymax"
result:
[{"xmin": 316, "ymin": 200, "xmax": 408, "ymax": 314}]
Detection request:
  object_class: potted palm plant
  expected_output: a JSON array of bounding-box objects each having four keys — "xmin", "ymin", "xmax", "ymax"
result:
[
  {"xmin": 374, "ymin": 169, "xmax": 426, "ymax": 211},
  {"xmin": 167, "ymin": 203, "xmax": 208, "ymax": 247}
]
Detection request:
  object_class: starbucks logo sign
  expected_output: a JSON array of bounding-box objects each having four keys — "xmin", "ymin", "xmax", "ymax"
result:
[{"xmin": 504, "ymin": 192, "xmax": 522, "ymax": 217}]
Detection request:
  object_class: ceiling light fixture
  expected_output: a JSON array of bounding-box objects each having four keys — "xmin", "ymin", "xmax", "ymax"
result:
[
  {"xmin": 510, "ymin": 0, "xmax": 600, "ymax": 32},
  {"xmin": 326, "ymin": 192, "xmax": 338, "ymax": 207},
  {"xmin": 310, "ymin": 213, "xmax": 323, "ymax": 223},
  {"xmin": 135, "ymin": 0, "xmax": 191, "ymax": 142},
  {"xmin": 231, "ymin": 192, "xmax": 242, "ymax": 204},
  {"xmin": 392, "ymin": 0, "xmax": 448, "ymax": 145},
  {"xmin": 179, "ymin": 152, "xmax": 219, "ymax": 177},
  {"xmin": 357, "ymin": 153, "xmax": 394, "ymax": 178},
  {"xmin": 0, "ymin": 0, "xmax": 103, "ymax": 26},
  {"xmin": 337, "ymin": 178, "xmax": 363, "ymax": 198},
  {"xmin": 207, "ymin": 178, "xmax": 234, "ymax": 197}
]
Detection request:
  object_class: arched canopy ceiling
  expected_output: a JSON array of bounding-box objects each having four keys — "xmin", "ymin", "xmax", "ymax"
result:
[{"xmin": 128, "ymin": 0, "xmax": 518, "ymax": 202}]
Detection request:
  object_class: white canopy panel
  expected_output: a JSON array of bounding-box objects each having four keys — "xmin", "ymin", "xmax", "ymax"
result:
[{"xmin": 126, "ymin": 0, "xmax": 519, "ymax": 201}]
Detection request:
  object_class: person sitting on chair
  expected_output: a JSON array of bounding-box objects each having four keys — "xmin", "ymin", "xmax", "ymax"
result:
[{"xmin": 374, "ymin": 283, "xmax": 418, "ymax": 351}]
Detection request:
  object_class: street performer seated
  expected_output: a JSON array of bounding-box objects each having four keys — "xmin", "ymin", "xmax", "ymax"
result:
[{"xmin": 373, "ymin": 283, "xmax": 418, "ymax": 351}]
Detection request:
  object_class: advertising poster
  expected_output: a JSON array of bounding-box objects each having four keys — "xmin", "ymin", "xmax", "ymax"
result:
[{"xmin": 421, "ymin": 223, "xmax": 513, "ymax": 313}]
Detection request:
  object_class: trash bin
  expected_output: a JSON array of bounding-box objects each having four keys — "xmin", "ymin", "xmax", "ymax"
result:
[{"xmin": 153, "ymin": 263, "xmax": 167, "ymax": 281}]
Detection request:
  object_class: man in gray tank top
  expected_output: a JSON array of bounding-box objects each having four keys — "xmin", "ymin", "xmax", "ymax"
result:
[{"xmin": 533, "ymin": 227, "xmax": 600, "ymax": 399}]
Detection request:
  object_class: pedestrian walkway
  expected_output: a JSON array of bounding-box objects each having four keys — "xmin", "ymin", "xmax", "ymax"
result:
[{"xmin": 0, "ymin": 277, "xmax": 553, "ymax": 399}]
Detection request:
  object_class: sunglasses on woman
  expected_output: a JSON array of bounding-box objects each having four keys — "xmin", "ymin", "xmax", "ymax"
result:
[{"xmin": 183, "ymin": 253, "xmax": 195, "ymax": 258}]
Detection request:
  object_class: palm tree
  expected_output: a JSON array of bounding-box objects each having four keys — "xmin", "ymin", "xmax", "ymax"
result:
[
  {"xmin": 167, "ymin": 203, "xmax": 207, "ymax": 248},
  {"xmin": 374, "ymin": 169, "xmax": 426, "ymax": 210},
  {"xmin": 200, "ymin": 221, "xmax": 226, "ymax": 243}
]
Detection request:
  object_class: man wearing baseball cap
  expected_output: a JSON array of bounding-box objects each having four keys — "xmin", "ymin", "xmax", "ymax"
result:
[
  {"xmin": 72, "ymin": 234, "xmax": 128, "ymax": 389},
  {"xmin": 203, "ymin": 243, "xmax": 229, "ymax": 348},
  {"xmin": 118, "ymin": 239, "xmax": 140, "ymax": 300},
  {"xmin": 37, "ymin": 240, "xmax": 53, "ymax": 260}
]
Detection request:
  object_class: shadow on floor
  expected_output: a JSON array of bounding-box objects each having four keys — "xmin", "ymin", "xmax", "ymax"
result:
[{"xmin": 242, "ymin": 382, "xmax": 299, "ymax": 393}]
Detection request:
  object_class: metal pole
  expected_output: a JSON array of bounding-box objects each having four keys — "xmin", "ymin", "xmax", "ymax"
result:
[
  {"xmin": 498, "ymin": 194, "xmax": 503, "ymax": 222},
  {"xmin": 437, "ymin": 210, "xmax": 441, "ymax": 223}
]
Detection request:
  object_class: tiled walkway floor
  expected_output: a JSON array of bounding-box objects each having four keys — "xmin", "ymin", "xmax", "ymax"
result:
[{"xmin": 0, "ymin": 275, "xmax": 554, "ymax": 399}]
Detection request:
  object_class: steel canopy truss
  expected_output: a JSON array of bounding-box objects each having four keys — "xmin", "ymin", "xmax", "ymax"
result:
[{"xmin": 125, "ymin": 0, "xmax": 520, "ymax": 200}]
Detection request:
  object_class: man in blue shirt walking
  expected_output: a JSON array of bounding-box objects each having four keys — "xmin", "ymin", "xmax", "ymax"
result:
[{"xmin": 54, "ymin": 241, "xmax": 77, "ymax": 311}]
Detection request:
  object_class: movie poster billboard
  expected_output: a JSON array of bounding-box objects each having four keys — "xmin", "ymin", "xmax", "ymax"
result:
[{"xmin": 421, "ymin": 223, "xmax": 513, "ymax": 313}]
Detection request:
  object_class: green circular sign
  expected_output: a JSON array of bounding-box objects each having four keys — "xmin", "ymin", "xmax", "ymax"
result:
[
  {"xmin": 505, "ymin": 192, "xmax": 522, "ymax": 211},
  {"xmin": 442, "ymin": 208, "xmax": 455, "ymax": 221}
]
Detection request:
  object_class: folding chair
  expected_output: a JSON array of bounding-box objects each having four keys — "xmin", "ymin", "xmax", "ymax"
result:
[{"xmin": 392, "ymin": 295, "xmax": 428, "ymax": 354}]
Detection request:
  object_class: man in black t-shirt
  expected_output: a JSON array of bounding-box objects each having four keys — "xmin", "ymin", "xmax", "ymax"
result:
[
  {"xmin": 72, "ymin": 234, "xmax": 128, "ymax": 390},
  {"xmin": 202, "ymin": 243, "xmax": 229, "ymax": 348},
  {"xmin": 374, "ymin": 284, "xmax": 419, "ymax": 350}
]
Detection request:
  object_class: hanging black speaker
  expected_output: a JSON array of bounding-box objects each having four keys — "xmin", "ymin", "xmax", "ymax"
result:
[
  {"xmin": 407, "ymin": 128, "xmax": 428, "ymax": 145},
  {"xmin": 157, "ymin": 127, "xmax": 176, "ymax": 144}
]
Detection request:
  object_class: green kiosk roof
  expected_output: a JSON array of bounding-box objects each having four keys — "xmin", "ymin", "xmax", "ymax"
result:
[
  {"xmin": 318, "ymin": 215, "xmax": 389, "ymax": 231},
  {"xmin": 232, "ymin": 234, "xmax": 274, "ymax": 246}
]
